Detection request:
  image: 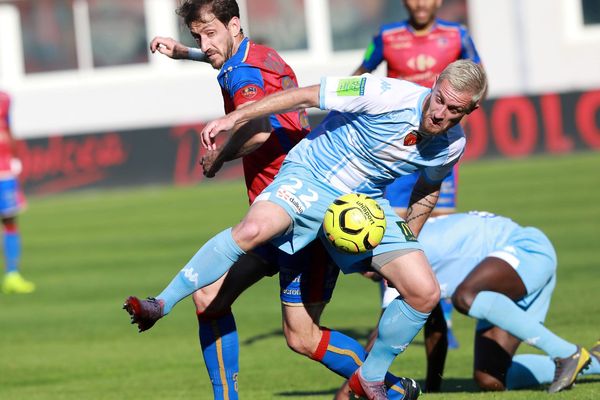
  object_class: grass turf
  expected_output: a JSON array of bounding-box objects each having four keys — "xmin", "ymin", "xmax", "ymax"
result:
[{"xmin": 1, "ymin": 152, "xmax": 599, "ymax": 399}]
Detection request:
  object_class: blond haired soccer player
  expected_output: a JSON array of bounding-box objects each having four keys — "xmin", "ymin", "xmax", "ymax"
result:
[{"xmin": 126, "ymin": 59, "xmax": 487, "ymax": 399}]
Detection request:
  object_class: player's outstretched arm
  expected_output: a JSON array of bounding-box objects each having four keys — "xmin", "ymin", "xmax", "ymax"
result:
[
  {"xmin": 405, "ymin": 175, "xmax": 441, "ymax": 236},
  {"xmin": 149, "ymin": 36, "xmax": 209, "ymax": 62},
  {"xmin": 201, "ymin": 85, "xmax": 320, "ymax": 150}
]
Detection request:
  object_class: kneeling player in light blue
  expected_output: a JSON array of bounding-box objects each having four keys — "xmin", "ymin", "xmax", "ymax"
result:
[
  {"xmin": 381, "ymin": 211, "xmax": 597, "ymax": 393},
  {"xmin": 125, "ymin": 60, "xmax": 487, "ymax": 399}
]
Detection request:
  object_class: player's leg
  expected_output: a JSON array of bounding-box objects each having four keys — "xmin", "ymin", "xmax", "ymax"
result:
[
  {"xmin": 124, "ymin": 200, "xmax": 292, "ymax": 330},
  {"xmin": 279, "ymin": 242, "xmax": 365, "ymax": 377},
  {"xmin": 453, "ymin": 258, "xmax": 579, "ymax": 360},
  {"xmin": 0, "ymin": 177, "xmax": 33, "ymax": 294},
  {"xmin": 354, "ymin": 249, "xmax": 438, "ymax": 395},
  {"xmin": 452, "ymin": 230, "xmax": 590, "ymax": 392},
  {"xmin": 472, "ymin": 325, "xmax": 521, "ymax": 390},
  {"xmin": 124, "ymin": 163, "xmax": 336, "ymax": 331},
  {"xmin": 279, "ymin": 243, "xmax": 418, "ymax": 400},
  {"xmin": 505, "ymin": 341, "xmax": 600, "ymax": 389},
  {"xmin": 193, "ymin": 251, "xmax": 277, "ymax": 400}
]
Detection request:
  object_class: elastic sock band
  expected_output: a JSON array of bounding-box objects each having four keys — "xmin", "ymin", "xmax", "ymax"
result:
[{"xmin": 311, "ymin": 327, "xmax": 331, "ymax": 361}]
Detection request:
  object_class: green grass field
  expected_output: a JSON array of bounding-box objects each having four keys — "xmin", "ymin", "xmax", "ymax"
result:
[{"xmin": 1, "ymin": 152, "xmax": 599, "ymax": 399}]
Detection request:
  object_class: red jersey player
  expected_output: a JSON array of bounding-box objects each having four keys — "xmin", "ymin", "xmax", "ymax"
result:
[
  {"xmin": 353, "ymin": 0, "xmax": 481, "ymax": 219},
  {"xmin": 0, "ymin": 90, "xmax": 34, "ymax": 294}
]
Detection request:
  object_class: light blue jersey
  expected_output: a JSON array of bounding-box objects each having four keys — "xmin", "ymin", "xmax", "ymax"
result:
[
  {"xmin": 284, "ymin": 75, "xmax": 466, "ymax": 197},
  {"xmin": 419, "ymin": 211, "xmax": 556, "ymax": 301},
  {"xmin": 381, "ymin": 211, "xmax": 557, "ymax": 323}
]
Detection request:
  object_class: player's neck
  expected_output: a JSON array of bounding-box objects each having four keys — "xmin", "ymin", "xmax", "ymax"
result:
[
  {"xmin": 230, "ymin": 33, "xmax": 246, "ymax": 58},
  {"xmin": 409, "ymin": 19, "xmax": 436, "ymax": 36}
]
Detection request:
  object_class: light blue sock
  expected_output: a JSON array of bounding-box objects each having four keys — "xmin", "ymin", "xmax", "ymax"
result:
[
  {"xmin": 157, "ymin": 228, "xmax": 245, "ymax": 314},
  {"xmin": 4, "ymin": 230, "xmax": 20, "ymax": 273},
  {"xmin": 506, "ymin": 353, "xmax": 600, "ymax": 389},
  {"xmin": 468, "ymin": 291, "xmax": 576, "ymax": 358},
  {"xmin": 362, "ymin": 298, "xmax": 429, "ymax": 382},
  {"xmin": 506, "ymin": 354, "xmax": 555, "ymax": 389}
]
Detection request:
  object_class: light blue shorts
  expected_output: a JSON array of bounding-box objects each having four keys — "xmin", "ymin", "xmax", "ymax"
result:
[
  {"xmin": 477, "ymin": 227, "xmax": 557, "ymax": 330},
  {"xmin": 385, "ymin": 167, "xmax": 457, "ymax": 212},
  {"xmin": 254, "ymin": 162, "xmax": 423, "ymax": 274}
]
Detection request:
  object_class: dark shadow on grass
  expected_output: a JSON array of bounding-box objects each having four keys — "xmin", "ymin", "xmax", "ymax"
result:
[
  {"xmin": 241, "ymin": 328, "xmax": 283, "ymax": 345},
  {"xmin": 437, "ymin": 378, "xmax": 480, "ymax": 393},
  {"xmin": 577, "ymin": 377, "xmax": 600, "ymax": 385}
]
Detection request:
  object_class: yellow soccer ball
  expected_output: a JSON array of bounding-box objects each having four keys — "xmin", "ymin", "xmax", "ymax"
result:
[{"xmin": 323, "ymin": 193, "xmax": 386, "ymax": 253}]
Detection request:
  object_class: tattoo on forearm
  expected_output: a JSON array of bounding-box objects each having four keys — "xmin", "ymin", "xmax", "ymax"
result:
[{"xmin": 406, "ymin": 191, "xmax": 439, "ymax": 223}]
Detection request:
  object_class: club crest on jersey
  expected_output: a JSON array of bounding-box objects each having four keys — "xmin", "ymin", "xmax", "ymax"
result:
[
  {"xmin": 241, "ymin": 85, "xmax": 258, "ymax": 99},
  {"xmin": 403, "ymin": 132, "xmax": 420, "ymax": 146}
]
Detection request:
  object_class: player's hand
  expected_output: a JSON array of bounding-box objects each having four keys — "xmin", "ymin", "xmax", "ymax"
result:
[
  {"xmin": 10, "ymin": 158, "xmax": 22, "ymax": 176},
  {"xmin": 149, "ymin": 36, "xmax": 188, "ymax": 59},
  {"xmin": 201, "ymin": 116, "xmax": 236, "ymax": 150},
  {"xmin": 200, "ymin": 150, "xmax": 224, "ymax": 178},
  {"xmin": 361, "ymin": 270, "xmax": 383, "ymax": 282}
]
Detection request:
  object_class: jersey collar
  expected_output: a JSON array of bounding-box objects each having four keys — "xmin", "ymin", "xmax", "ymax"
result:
[{"xmin": 219, "ymin": 37, "xmax": 250, "ymax": 75}]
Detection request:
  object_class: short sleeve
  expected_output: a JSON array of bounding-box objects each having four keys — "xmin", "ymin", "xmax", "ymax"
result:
[
  {"xmin": 360, "ymin": 31, "xmax": 384, "ymax": 72},
  {"xmin": 319, "ymin": 74, "xmax": 423, "ymax": 115},
  {"xmin": 422, "ymin": 135, "xmax": 466, "ymax": 183},
  {"xmin": 227, "ymin": 66, "xmax": 267, "ymax": 108}
]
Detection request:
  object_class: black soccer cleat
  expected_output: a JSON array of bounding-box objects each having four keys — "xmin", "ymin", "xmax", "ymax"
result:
[{"xmin": 123, "ymin": 296, "xmax": 164, "ymax": 332}]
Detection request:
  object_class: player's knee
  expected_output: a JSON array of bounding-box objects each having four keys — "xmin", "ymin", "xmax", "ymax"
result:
[
  {"xmin": 193, "ymin": 288, "xmax": 228, "ymax": 314},
  {"xmin": 474, "ymin": 370, "xmax": 506, "ymax": 391},
  {"xmin": 407, "ymin": 281, "xmax": 440, "ymax": 312},
  {"xmin": 452, "ymin": 284, "xmax": 476, "ymax": 315},
  {"xmin": 232, "ymin": 219, "xmax": 270, "ymax": 249}
]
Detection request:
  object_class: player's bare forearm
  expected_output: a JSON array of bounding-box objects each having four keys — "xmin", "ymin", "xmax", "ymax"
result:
[
  {"xmin": 150, "ymin": 36, "xmax": 209, "ymax": 62},
  {"xmin": 405, "ymin": 176, "xmax": 441, "ymax": 236},
  {"xmin": 202, "ymin": 117, "xmax": 271, "ymax": 177},
  {"xmin": 202, "ymin": 85, "xmax": 319, "ymax": 150},
  {"xmin": 230, "ymin": 85, "xmax": 319, "ymax": 128},
  {"xmin": 424, "ymin": 303, "xmax": 448, "ymax": 392}
]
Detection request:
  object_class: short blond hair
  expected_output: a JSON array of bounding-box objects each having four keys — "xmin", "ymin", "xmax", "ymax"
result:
[{"xmin": 438, "ymin": 60, "xmax": 487, "ymax": 109}]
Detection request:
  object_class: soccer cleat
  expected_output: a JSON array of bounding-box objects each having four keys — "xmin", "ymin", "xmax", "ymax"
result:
[
  {"xmin": 548, "ymin": 346, "xmax": 591, "ymax": 393},
  {"xmin": 350, "ymin": 369, "xmax": 420, "ymax": 400},
  {"xmin": 349, "ymin": 369, "xmax": 388, "ymax": 400},
  {"xmin": 590, "ymin": 339, "xmax": 600, "ymax": 363},
  {"xmin": 390, "ymin": 377, "xmax": 421, "ymax": 400},
  {"xmin": 123, "ymin": 296, "xmax": 164, "ymax": 332},
  {"xmin": 2, "ymin": 272, "xmax": 35, "ymax": 294}
]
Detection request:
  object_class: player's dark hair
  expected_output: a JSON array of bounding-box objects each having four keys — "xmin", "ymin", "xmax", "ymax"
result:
[{"xmin": 177, "ymin": 0, "xmax": 240, "ymax": 28}]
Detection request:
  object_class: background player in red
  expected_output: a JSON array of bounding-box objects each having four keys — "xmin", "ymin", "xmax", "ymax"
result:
[
  {"xmin": 0, "ymin": 90, "xmax": 35, "ymax": 294},
  {"xmin": 351, "ymin": 0, "xmax": 482, "ymax": 356},
  {"xmin": 134, "ymin": 1, "xmax": 419, "ymax": 399}
]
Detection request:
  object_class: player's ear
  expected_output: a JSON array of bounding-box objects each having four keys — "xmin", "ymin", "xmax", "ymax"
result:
[
  {"xmin": 466, "ymin": 103, "xmax": 480, "ymax": 115},
  {"xmin": 228, "ymin": 16, "xmax": 241, "ymax": 37}
]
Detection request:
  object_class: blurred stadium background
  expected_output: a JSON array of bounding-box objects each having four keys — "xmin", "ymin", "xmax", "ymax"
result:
[
  {"xmin": 0, "ymin": 0, "xmax": 598, "ymax": 194},
  {"xmin": 0, "ymin": 0, "xmax": 599, "ymax": 399}
]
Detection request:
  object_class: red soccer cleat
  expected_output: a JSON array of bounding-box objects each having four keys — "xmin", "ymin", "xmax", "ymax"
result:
[{"xmin": 123, "ymin": 296, "xmax": 164, "ymax": 332}]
